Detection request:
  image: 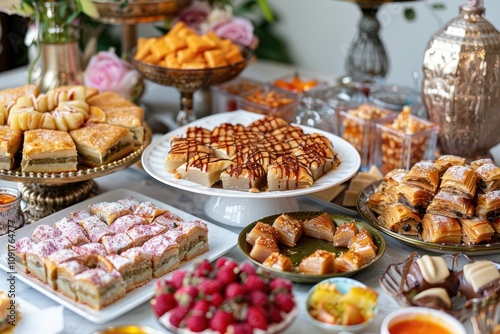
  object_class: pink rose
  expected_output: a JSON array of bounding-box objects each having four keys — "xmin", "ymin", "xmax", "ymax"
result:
[
  {"xmin": 84, "ymin": 50, "xmax": 141, "ymax": 100},
  {"xmin": 176, "ymin": 1, "xmax": 211, "ymax": 31},
  {"xmin": 208, "ymin": 17, "xmax": 255, "ymax": 47}
]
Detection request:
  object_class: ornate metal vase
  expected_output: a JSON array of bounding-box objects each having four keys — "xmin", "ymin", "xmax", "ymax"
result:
[{"xmin": 421, "ymin": 1, "xmax": 500, "ymax": 160}]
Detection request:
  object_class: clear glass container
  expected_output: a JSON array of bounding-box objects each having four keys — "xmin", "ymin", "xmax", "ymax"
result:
[
  {"xmin": 0, "ymin": 187, "xmax": 24, "ymax": 236},
  {"xmin": 272, "ymin": 72, "xmax": 323, "ymax": 95},
  {"xmin": 339, "ymin": 103, "xmax": 394, "ymax": 170},
  {"xmin": 371, "ymin": 112, "xmax": 439, "ymax": 174},
  {"xmin": 238, "ymin": 84, "xmax": 299, "ymax": 122},
  {"xmin": 369, "ymin": 83, "xmax": 426, "ymax": 118},
  {"xmin": 210, "ymin": 77, "xmax": 263, "ymax": 113}
]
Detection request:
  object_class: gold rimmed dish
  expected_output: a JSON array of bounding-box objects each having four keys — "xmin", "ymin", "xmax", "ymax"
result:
[
  {"xmin": 356, "ymin": 180, "xmax": 500, "ymax": 255},
  {"xmin": 238, "ymin": 211, "xmax": 386, "ymax": 284}
]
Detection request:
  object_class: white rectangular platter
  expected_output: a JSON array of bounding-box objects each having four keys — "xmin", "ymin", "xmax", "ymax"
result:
[{"xmin": 0, "ymin": 188, "xmax": 238, "ymax": 324}]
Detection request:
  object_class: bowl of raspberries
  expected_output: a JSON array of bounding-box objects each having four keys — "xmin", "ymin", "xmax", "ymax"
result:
[{"xmin": 151, "ymin": 257, "xmax": 298, "ymax": 333}]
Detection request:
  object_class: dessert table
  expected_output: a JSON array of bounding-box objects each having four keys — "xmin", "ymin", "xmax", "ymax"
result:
[{"xmin": 0, "ymin": 62, "xmax": 497, "ymax": 333}]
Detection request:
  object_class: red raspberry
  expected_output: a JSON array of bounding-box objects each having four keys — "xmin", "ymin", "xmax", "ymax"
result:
[
  {"xmin": 273, "ymin": 292, "xmax": 295, "ymax": 313},
  {"xmin": 174, "ymin": 285, "xmax": 199, "ymax": 307},
  {"xmin": 185, "ymin": 314, "xmax": 209, "ymax": 332},
  {"xmin": 168, "ymin": 305, "xmax": 190, "ymax": 328},
  {"xmin": 198, "ymin": 279, "xmax": 223, "ymax": 296},
  {"xmin": 243, "ymin": 274, "xmax": 266, "ymax": 291},
  {"xmin": 246, "ymin": 305, "xmax": 268, "ymax": 330},
  {"xmin": 227, "ymin": 322, "xmax": 253, "ymax": 334},
  {"xmin": 171, "ymin": 269, "xmax": 188, "ymax": 289},
  {"xmin": 269, "ymin": 277, "xmax": 293, "ymax": 293},
  {"xmin": 151, "ymin": 293, "xmax": 177, "ymax": 317},
  {"xmin": 210, "ymin": 292, "xmax": 224, "ymax": 308},
  {"xmin": 194, "ymin": 259, "xmax": 213, "ymax": 278},
  {"xmin": 210, "ymin": 310, "xmax": 235, "ymax": 333},
  {"xmin": 239, "ymin": 262, "xmax": 257, "ymax": 276},
  {"xmin": 216, "ymin": 265, "xmax": 239, "ymax": 285},
  {"xmin": 224, "ymin": 282, "xmax": 247, "ymax": 299},
  {"xmin": 155, "ymin": 279, "xmax": 175, "ymax": 296},
  {"xmin": 249, "ymin": 290, "xmax": 268, "ymax": 306}
]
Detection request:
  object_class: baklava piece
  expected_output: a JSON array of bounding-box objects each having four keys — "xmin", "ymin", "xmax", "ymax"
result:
[
  {"xmin": 109, "ymin": 214, "xmax": 147, "ymax": 234},
  {"xmin": 476, "ymin": 190, "xmax": 500, "ymax": 221},
  {"xmin": 72, "ymin": 243, "xmax": 107, "ymax": 267},
  {"xmin": 249, "ymin": 236, "xmax": 280, "ymax": 263},
  {"xmin": 379, "ymin": 203, "xmax": 422, "ymax": 237},
  {"xmin": 31, "ymin": 224, "xmax": 62, "ymax": 243},
  {"xmin": 54, "ymin": 218, "xmax": 90, "ymax": 246},
  {"xmin": 302, "ymin": 212, "xmax": 336, "ymax": 242},
  {"xmin": 470, "ymin": 158, "xmax": 495, "ymax": 170},
  {"xmin": 73, "ymin": 268, "xmax": 126, "ymax": 310},
  {"xmin": 401, "ymin": 160, "xmax": 439, "ymax": 194},
  {"xmin": 459, "ymin": 217, "xmax": 495, "ymax": 245},
  {"xmin": 349, "ymin": 229, "xmax": 378, "ymax": 263},
  {"xmin": 427, "ymin": 190, "xmax": 475, "ymax": 219},
  {"xmin": 334, "ymin": 251, "xmax": 366, "ymax": 272},
  {"xmin": 45, "ymin": 249, "xmax": 83, "ymax": 289},
  {"xmin": 434, "ymin": 155, "xmax": 465, "ymax": 175},
  {"xmin": 101, "ymin": 233, "xmax": 134, "ymax": 254},
  {"xmin": 440, "ymin": 165, "xmax": 477, "ymax": 199},
  {"xmin": 120, "ymin": 247, "xmax": 153, "ymax": 289},
  {"xmin": 55, "ymin": 260, "xmax": 88, "ymax": 301},
  {"xmin": 0, "ymin": 126, "xmax": 23, "ymax": 170},
  {"xmin": 175, "ymin": 153, "xmax": 232, "ymax": 187},
  {"xmin": 421, "ymin": 213, "xmax": 462, "ymax": 244},
  {"xmin": 133, "ymin": 201, "xmax": 167, "ymax": 223},
  {"xmin": 332, "ymin": 222, "xmax": 359, "ymax": 247},
  {"xmin": 142, "ymin": 235, "xmax": 180, "ymax": 278},
  {"xmin": 397, "ymin": 183, "xmax": 433, "ymax": 215},
  {"xmin": 267, "ymin": 155, "xmax": 314, "ymax": 191},
  {"xmin": 126, "ymin": 223, "xmax": 166, "ymax": 247},
  {"xmin": 475, "ymin": 163, "xmax": 500, "ymax": 193},
  {"xmin": 104, "ymin": 106, "xmax": 145, "ymax": 145},
  {"xmin": 262, "ymin": 252, "xmax": 292, "ymax": 272},
  {"xmin": 246, "ymin": 222, "xmax": 279, "ymax": 246},
  {"xmin": 79, "ymin": 216, "xmax": 114, "ymax": 243},
  {"xmin": 69, "ymin": 123, "xmax": 134, "ymax": 167},
  {"xmin": 272, "ymin": 214, "xmax": 304, "ymax": 247},
  {"xmin": 153, "ymin": 211, "xmax": 184, "ymax": 229},
  {"xmin": 12, "ymin": 237, "xmax": 34, "ymax": 273},
  {"xmin": 21, "ymin": 129, "xmax": 78, "ymax": 173},
  {"xmin": 298, "ymin": 249, "xmax": 335, "ymax": 275},
  {"xmin": 88, "ymin": 201, "xmax": 132, "ymax": 226},
  {"xmin": 178, "ymin": 220, "xmax": 209, "ymax": 261}
]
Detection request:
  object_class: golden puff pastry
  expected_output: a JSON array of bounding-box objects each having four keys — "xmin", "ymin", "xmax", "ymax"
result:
[
  {"xmin": 434, "ymin": 154, "xmax": 465, "ymax": 175},
  {"xmin": 440, "ymin": 165, "xmax": 477, "ymax": 199},
  {"xmin": 402, "ymin": 160, "xmax": 439, "ymax": 194},
  {"xmin": 475, "ymin": 163, "xmax": 500, "ymax": 193},
  {"xmin": 426, "ymin": 189, "xmax": 475, "ymax": 219},
  {"xmin": 379, "ymin": 202, "xmax": 422, "ymax": 236},
  {"xmin": 21, "ymin": 129, "xmax": 78, "ymax": 173},
  {"xmin": 475, "ymin": 190, "xmax": 500, "ymax": 221},
  {"xmin": 397, "ymin": 183, "xmax": 433, "ymax": 214},
  {"xmin": 459, "ymin": 217, "xmax": 495, "ymax": 245},
  {"xmin": 421, "ymin": 213, "xmax": 462, "ymax": 244},
  {"xmin": 0, "ymin": 125, "xmax": 23, "ymax": 170}
]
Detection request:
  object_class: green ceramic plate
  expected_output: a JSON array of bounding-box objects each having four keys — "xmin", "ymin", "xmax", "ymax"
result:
[
  {"xmin": 238, "ymin": 211, "xmax": 386, "ymax": 284},
  {"xmin": 357, "ymin": 181, "xmax": 500, "ymax": 255}
]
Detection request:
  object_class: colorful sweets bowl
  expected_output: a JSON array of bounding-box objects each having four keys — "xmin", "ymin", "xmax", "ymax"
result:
[{"xmin": 305, "ymin": 277, "xmax": 378, "ymax": 333}]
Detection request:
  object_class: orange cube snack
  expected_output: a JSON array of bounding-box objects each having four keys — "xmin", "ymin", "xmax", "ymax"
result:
[
  {"xmin": 202, "ymin": 32, "xmax": 222, "ymax": 48},
  {"xmin": 225, "ymin": 45, "xmax": 244, "ymax": 64},
  {"xmin": 135, "ymin": 37, "xmax": 156, "ymax": 61},
  {"xmin": 150, "ymin": 38, "xmax": 172, "ymax": 59},
  {"xmin": 186, "ymin": 35, "xmax": 214, "ymax": 54},
  {"xmin": 176, "ymin": 48, "xmax": 196, "ymax": 64},
  {"xmin": 164, "ymin": 53, "xmax": 181, "ymax": 68},
  {"xmin": 168, "ymin": 21, "xmax": 187, "ymax": 36},
  {"xmin": 204, "ymin": 49, "xmax": 228, "ymax": 68},
  {"xmin": 165, "ymin": 34, "xmax": 187, "ymax": 52},
  {"xmin": 181, "ymin": 62, "xmax": 206, "ymax": 69}
]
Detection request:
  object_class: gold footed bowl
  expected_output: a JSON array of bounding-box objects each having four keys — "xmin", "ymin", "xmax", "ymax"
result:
[{"xmin": 130, "ymin": 45, "xmax": 253, "ymax": 125}]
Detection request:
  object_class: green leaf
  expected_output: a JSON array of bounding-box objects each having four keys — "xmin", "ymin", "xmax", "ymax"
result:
[
  {"xmin": 255, "ymin": 0, "xmax": 274, "ymax": 22},
  {"xmin": 404, "ymin": 8, "xmax": 416, "ymax": 21},
  {"xmin": 78, "ymin": 0, "xmax": 99, "ymax": 19}
]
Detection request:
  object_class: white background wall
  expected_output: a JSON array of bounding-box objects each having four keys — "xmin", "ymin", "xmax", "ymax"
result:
[{"xmin": 265, "ymin": 0, "xmax": 500, "ymax": 87}]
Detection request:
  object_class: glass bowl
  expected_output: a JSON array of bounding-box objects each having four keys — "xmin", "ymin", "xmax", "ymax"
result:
[
  {"xmin": 472, "ymin": 299, "xmax": 500, "ymax": 334},
  {"xmin": 379, "ymin": 252, "xmax": 500, "ymax": 323}
]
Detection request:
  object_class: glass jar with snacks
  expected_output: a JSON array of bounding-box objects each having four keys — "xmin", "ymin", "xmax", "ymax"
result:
[
  {"xmin": 312, "ymin": 85, "xmax": 367, "ymax": 135},
  {"xmin": 239, "ymin": 84, "xmax": 299, "ymax": 122},
  {"xmin": 273, "ymin": 72, "xmax": 321, "ymax": 95},
  {"xmin": 0, "ymin": 187, "xmax": 24, "ymax": 236},
  {"xmin": 339, "ymin": 103, "xmax": 394, "ymax": 170},
  {"xmin": 369, "ymin": 83, "xmax": 426, "ymax": 118},
  {"xmin": 211, "ymin": 77, "xmax": 264, "ymax": 113},
  {"xmin": 371, "ymin": 107, "xmax": 439, "ymax": 174}
]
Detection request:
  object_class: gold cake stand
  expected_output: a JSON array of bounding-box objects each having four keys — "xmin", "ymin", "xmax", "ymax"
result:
[{"xmin": 0, "ymin": 126, "xmax": 151, "ymax": 223}]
